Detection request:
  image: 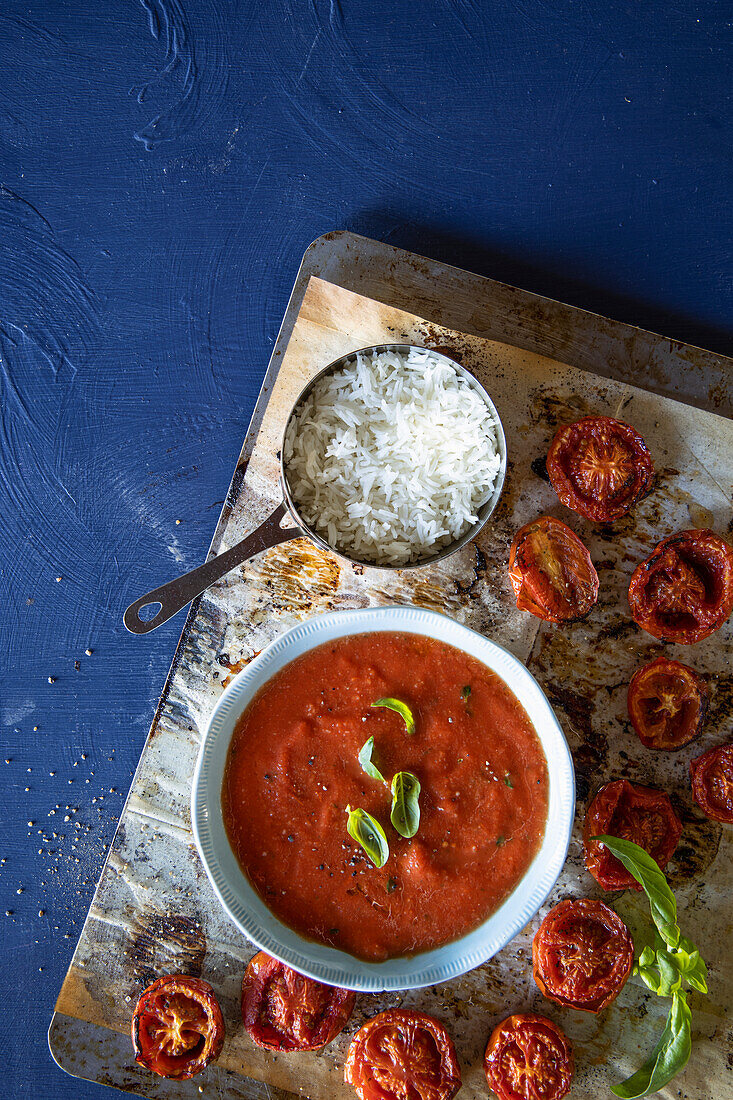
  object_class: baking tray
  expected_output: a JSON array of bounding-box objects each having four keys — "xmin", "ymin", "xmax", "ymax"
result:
[{"xmin": 50, "ymin": 232, "xmax": 733, "ymax": 1099}]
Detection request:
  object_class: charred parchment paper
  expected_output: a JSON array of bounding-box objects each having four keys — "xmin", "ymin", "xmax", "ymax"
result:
[{"xmin": 53, "ymin": 277, "xmax": 733, "ymax": 1100}]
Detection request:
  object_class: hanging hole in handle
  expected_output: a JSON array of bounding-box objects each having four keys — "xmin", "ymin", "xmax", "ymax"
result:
[
  {"xmin": 137, "ymin": 601, "xmax": 163, "ymax": 622},
  {"xmin": 278, "ymin": 510, "xmax": 299, "ymax": 534}
]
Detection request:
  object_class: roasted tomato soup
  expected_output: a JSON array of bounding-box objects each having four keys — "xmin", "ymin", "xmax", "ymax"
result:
[{"xmin": 222, "ymin": 633, "xmax": 548, "ymax": 961}]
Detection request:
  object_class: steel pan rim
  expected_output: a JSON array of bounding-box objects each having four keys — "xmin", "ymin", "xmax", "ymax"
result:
[{"xmin": 279, "ymin": 343, "xmax": 507, "ymax": 570}]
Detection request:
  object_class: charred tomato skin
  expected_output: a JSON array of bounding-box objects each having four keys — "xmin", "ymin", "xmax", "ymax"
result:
[
  {"xmin": 508, "ymin": 515, "xmax": 599, "ymax": 623},
  {"xmin": 627, "ymin": 656, "xmax": 708, "ymax": 750},
  {"xmin": 628, "ymin": 529, "xmax": 733, "ymax": 644},
  {"xmin": 690, "ymin": 742, "xmax": 733, "ymax": 824},
  {"xmin": 484, "ymin": 1013, "xmax": 574, "ymax": 1100},
  {"xmin": 532, "ymin": 899, "xmax": 634, "ymax": 1013},
  {"xmin": 242, "ymin": 951, "xmax": 355, "ymax": 1052},
  {"xmin": 131, "ymin": 974, "xmax": 224, "ymax": 1080},
  {"xmin": 546, "ymin": 416, "xmax": 654, "ymax": 523},
  {"xmin": 583, "ymin": 779, "xmax": 683, "ymax": 891},
  {"xmin": 344, "ymin": 1008, "xmax": 461, "ymax": 1100}
]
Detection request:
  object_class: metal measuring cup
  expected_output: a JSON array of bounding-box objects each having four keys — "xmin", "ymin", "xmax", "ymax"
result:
[{"xmin": 123, "ymin": 344, "xmax": 507, "ymax": 634}]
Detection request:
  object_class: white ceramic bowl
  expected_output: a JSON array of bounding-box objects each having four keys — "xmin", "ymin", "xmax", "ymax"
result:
[{"xmin": 192, "ymin": 606, "xmax": 574, "ymax": 992}]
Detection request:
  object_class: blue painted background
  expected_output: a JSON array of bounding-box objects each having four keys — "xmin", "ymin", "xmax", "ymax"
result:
[{"xmin": 0, "ymin": 0, "xmax": 730, "ymax": 1095}]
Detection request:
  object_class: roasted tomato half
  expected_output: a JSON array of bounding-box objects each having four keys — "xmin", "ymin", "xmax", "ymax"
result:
[
  {"xmin": 690, "ymin": 741, "xmax": 733, "ymax": 824},
  {"xmin": 532, "ymin": 898, "xmax": 634, "ymax": 1012},
  {"xmin": 628, "ymin": 656, "xmax": 708, "ymax": 750},
  {"xmin": 484, "ymin": 1013, "xmax": 574, "ymax": 1100},
  {"xmin": 546, "ymin": 416, "xmax": 654, "ymax": 523},
  {"xmin": 583, "ymin": 779, "xmax": 682, "ymax": 890},
  {"xmin": 242, "ymin": 951, "xmax": 355, "ymax": 1051},
  {"xmin": 508, "ymin": 516, "xmax": 599, "ymax": 623},
  {"xmin": 344, "ymin": 1009, "xmax": 461, "ymax": 1100},
  {"xmin": 131, "ymin": 975, "xmax": 224, "ymax": 1080},
  {"xmin": 628, "ymin": 529, "xmax": 733, "ymax": 644}
]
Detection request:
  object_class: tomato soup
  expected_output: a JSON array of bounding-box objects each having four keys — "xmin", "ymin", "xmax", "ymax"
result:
[{"xmin": 222, "ymin": 632, "xmax": 548, "ymax": 962}]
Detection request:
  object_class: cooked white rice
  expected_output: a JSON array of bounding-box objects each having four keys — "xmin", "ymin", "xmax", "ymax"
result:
[{"xmin": 283, "ymin": 347, "xmax": 502, "ymax": 565}]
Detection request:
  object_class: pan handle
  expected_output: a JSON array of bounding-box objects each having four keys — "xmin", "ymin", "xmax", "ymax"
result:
[{"xmin": 123, "ymin": 502, "xmax": 300, "ymax": 635}]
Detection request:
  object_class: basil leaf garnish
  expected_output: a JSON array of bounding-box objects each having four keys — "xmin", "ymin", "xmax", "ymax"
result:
[
  {"xmin": 593, "ymin": 834, "xmax": 679, "ymax": 946},
  {"xmin": 637, "ymin": 965, "xmax": 663, "ymax": 994},
  {"xmin": 683, "ymin": 947, "xmax": 708, "ymax": 993},
  {"xmin": 656, "ymin": 949, "xmax": 682, "ymax": 997},
  {"xmin": 371, "ymin": 697, "xmax": 415, "ymax": 736},
  {"xmin": 611, "ymin": 990, "xmax": 692, "ymax": 1099},
  {"xmin": 345, "ymin": 805, "xmax": 389, "ymax": 868},
  {"xmin": 390, "ymin": 771, "xmax": 421, "ymax": 838},
  {"xmin": 358, "ymin": 736, "xmax": 386, "ymax": 783}
]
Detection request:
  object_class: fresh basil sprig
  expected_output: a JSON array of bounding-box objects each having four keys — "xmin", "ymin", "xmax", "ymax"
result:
[
  {"xmin": 593, "ymin": 835, "xmax": 708, "ymax": 1099},
  {"xmin": 358, "ymin": 736, "xmax": 386, "ymax": 784},
  {"xmin": 390, "ymin": 771, "xmax": 421, "ymax": 838},
  {"xmin": 345, "ymin": 806, "xmax": 389, "ymax": 868},
  {"xmin": 371, "ymin": 697, "xmax": 415, "ymax": 736}
]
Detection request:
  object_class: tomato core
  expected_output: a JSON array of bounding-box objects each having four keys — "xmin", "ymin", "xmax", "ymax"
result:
[
  {"xmin": 484, "ymin": 1013, "xmax": 574, "ymax": 1100},
  {"xmin": 508, "ymin": 516, "xmax": 598, "ymax": 623},
  {"xmin": 131, "ymin": 976, "xmax": 224, "ymax": 1080},
  {"xmin": 547, "ymin": 416, "xmax": 654, "ymax": 522},
  {"xmin": 242, "ymin": 952, "xmax": 355, "ymax": 1051},
  {"xmin": 583, "ymin": 780, "xmax": 682, "ymax": 891},
  {"xmin": 628, "ymin": 530, "xmax": 733, "ymax": 644},
  {"xmin": 345, "ymin": 1009, "xmax": 461, "ymax": 1100},
  {"xmin": 628, "ymin": 657, "xmax": 707, "ymax": 750},
  {"xmin": 690, "ymin": 742, "xmax": 733, "ymax": 824},
  {"xmin": 533, "ymin": 899, "xmax": 633, "ymax": 1012}
]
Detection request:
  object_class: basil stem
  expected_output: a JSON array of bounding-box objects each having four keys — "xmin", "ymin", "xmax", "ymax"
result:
[
  {"xmin": 358, "ymin": 736, "xmax": 386, "ymax": 783},
  {"xmin": 592, "ymin": 834, "xmax": 679, "ymax": 947},
  {"xmin": 390, "ymin": 772, "xmax": 421, "ymax": 838},
  {"xmin": 611, "ymin": 990, "xmax": 692, "ymax": 1099},
  {"xmin": 371, "ymin": 697, "xmax": 415, "ymax": 736},
  {"xmin": 594, "ymin": 836, "xmax": 707, "ymax": 1099},
  {"xmin": 345, "ymin": 806, "xmax": 389, "ymax": 868}
]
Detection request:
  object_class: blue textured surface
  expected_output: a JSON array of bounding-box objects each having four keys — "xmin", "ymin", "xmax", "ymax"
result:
[{"xmin": 0, "ymin": 1, "xmax": 730, "ymax": 1096}]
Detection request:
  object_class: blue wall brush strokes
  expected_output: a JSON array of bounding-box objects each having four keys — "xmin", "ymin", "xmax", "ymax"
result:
[{"xmin": 0, "ymin": 0, "xmax": 731, "ymax": 1095}]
